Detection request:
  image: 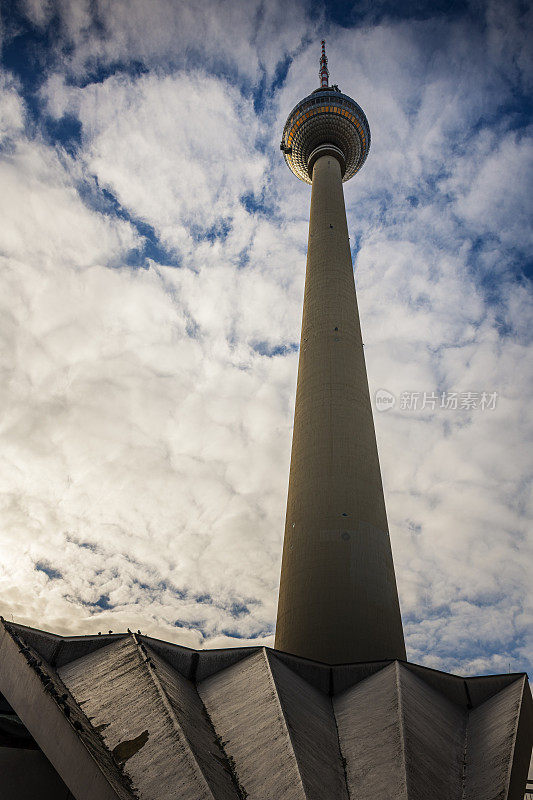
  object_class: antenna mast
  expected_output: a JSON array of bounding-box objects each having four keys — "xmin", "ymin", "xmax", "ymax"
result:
[{"xmin": 319, "ymin": 40, "xmax": 329, "ymax": 87}]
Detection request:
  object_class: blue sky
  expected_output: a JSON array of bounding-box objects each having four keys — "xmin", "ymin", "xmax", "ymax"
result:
[{"xmin": 0, "ymin": 0, "xmax": 531, "ymax": 677}]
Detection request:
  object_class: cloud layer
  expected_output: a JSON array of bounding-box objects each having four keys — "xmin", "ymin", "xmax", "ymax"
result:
[{"xmin": 0, "ymin": 0, "xmax": 531, "ymax": 675}]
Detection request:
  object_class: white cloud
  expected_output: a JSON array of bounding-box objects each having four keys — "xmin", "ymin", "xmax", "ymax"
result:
[
  {"xmin": 44, "ymin": 69, "xmax": 270, "ymax": 262},
  {"xmin": 448, "ymin": 128, "xmax": 533, "ymax": 253},
  {"xmin": 20, "ymin": 0, "xmax": 317, "ymax": 85},
  {"xmin": 0, "ymin": 1, "xmax": 531, "ymax": 675},
  {"xmin": 0, "ymin": 73, "xmax": 25, "ymax": 139}
]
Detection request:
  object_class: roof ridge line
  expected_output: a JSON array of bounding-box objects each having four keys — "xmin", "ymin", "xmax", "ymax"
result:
[
  {"xmin": 328, "ymin": 665, "xmax": 351, "ymax": 800},
  {"xmin": 460, "ymin": 698, "xmax": 469, "ymax": 800},
  {"xmin": 503, "ymin": 674, "xmax": 527, "ymax": 799},
  {"xmin": 395, "ymin": 661, "xmax": 410, "ymax": 800},
  {"xmin": 263, "ymin": 648, "xmax": 309, "ymax": 799},
  {"xmin": 130, "ymin": 633, "xmax": 216, "ymax": 799}
]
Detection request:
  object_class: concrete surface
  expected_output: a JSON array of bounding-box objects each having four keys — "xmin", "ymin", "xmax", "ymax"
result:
[
  {"xmin": 275, "ymin": 153, "xmax": 405, "ymax": 664},
  {"xmin": 1, "ymin": 620, "xmax": 531, "ymax": 800}
]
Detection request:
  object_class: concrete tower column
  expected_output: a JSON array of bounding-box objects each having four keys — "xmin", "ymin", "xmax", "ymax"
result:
[{"xmin": 275, "ymin": 152, "xmax": 406, "ymax": 664}]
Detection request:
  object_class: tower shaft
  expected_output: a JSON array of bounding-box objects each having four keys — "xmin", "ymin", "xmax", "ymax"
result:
[{"xmin": 275, "ymin": 154, "xmax": 405, "ymax": 664}]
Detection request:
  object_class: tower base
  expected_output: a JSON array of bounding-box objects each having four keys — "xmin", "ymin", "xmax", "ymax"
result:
[{"xmin": 1, "ymin": 620, "xmax": 531, "ymax": 800}]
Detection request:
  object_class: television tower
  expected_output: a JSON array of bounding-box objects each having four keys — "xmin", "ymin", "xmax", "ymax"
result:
[
  {"xmin": 276, "ymin": 41, "xmax": 406, "ymax": 664},
  {"xmin": 0, "ymin": 41, "xmax": 529, "ymax": 800}
]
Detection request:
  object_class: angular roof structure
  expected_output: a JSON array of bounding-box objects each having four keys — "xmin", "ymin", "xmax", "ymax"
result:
[{"xmin": 1, "ymin": 619, "xmax": 531, "ymax": 799}]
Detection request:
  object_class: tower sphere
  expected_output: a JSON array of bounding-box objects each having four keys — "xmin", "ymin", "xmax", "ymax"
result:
[{"xmin": 280, "ymin": 42, "xmax": 370, "ymax": 184}]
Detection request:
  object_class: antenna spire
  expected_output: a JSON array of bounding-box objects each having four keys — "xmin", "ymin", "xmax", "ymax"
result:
[{"xmin": 319, "ymin": 40, "xmax": 329, "ymax": 87}]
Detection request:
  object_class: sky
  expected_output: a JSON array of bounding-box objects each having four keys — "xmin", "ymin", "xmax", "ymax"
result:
[{"xmin": 0, "ymin": 0, "xmax": 531, "ymax": 678}]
